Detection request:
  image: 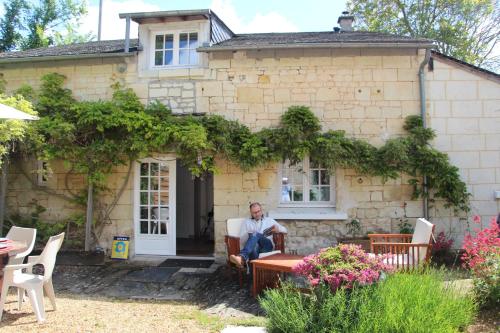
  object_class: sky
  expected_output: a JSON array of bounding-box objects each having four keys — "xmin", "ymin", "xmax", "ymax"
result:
[{"xmin": 46, "ymin": 0, "xmax": 349, "ymax": 40}]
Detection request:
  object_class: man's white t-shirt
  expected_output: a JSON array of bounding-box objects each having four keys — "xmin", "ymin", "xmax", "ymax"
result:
[{"xmin": 239, "ymin": 216, "xmax": 287, "ymax": 246}]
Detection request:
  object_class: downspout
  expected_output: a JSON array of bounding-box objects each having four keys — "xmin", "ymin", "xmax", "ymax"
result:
[
  {"xmin": 209, "ymin": 10, "xmax": 213, "ymax": 45},
  {"xmin": 418, "ymin": 48, "xmax": 431, "ymax": 219},
  {"xmin": 124, "ymin": 15, "xmax": 131, "ymax": 53}
]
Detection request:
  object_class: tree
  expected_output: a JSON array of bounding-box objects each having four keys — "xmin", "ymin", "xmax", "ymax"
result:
[
  {"xmin": 0, "ymin": 0, "xmax": 90, "ymax": 52},
  {"xmin": 347, "ymin": 0, "xmax": 500, "ymax": 71},
  {"xmin": 0, "ymin": 0, "xmax": 26, "ymax": 52},
  {"xmin": 54, "ymin": 23, "xmax": 94, "ymax": 46}
]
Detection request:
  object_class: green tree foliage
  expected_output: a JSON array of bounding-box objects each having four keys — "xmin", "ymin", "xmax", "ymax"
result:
[
  {"xmin": 0, "ymin": 0, "xmax": 90, "ymax": 52},
  {"xmin": 0, "ymin": 94, "xmax": 38, "ymax": 167},
  {"xmin": 347, "ymin": 0, "xmax": 500, "ymax": 71},
  {"xmin": 0, "ymin": 0, "xmax": 25, "ymax": 52},
  {"xmin": 35, "ymin": 75, "xmax": 151, "ymax": 183},
  {"xmin": 53, "ymin": 22, "xmax": 94, "ymax": 46}
]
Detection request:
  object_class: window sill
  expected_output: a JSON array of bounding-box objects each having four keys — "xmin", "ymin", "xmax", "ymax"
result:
[{"xmin": 268, "ymin": 207, "xmax": 348, "ymax": 220}]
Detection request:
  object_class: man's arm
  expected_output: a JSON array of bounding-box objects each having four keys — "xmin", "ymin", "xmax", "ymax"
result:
[
  {"xmin": 240, "ymin": 219, "xmax": 251, "ymax": 238},
  {"xmin": 271, "ymin": 218, "xmax": 287, "ymax": 233}
]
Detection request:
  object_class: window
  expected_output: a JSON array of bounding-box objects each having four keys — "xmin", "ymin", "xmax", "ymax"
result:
[
  {"xmin": 153, "ymin": 32, "xmax": 198, "ymax": 67},
  {"xmin": 280, "ymin": 157, "xmax": 334, "ymax": 206},
  {"xmin": 37, "ymin": 160, "xmax": 50, "ymax": 186}
]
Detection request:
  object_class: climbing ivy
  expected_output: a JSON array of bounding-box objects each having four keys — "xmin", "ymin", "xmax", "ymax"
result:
[{"xmin": 21, "ymin": 73, "xmax": 470, "ymax": 219}]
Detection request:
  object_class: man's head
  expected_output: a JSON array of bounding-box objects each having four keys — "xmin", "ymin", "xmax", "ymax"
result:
[{"xmin": 249, "ymin": 202, "xmax": 263, "ymax": 220}]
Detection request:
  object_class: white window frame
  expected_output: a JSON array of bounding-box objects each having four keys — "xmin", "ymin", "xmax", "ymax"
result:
[
  {"xmin": 279, "ymin": 157, "xmax": 335, "ymax": 208},
  {"xmin": 37, "ymin": 160, "xmax": 50, "ymax": 186},
  {"xmin": 150, "ymin": 30, "xmax": 200, "ymax": 68}
]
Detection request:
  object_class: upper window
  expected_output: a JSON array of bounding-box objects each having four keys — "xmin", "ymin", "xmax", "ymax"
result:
[
  {"xmin": 154, "ymin": 32, "xmax": 198, "ymax": 67},
  {"xmin": 280, "ymin": 157, "xmax": 334, "ymax": 206}
]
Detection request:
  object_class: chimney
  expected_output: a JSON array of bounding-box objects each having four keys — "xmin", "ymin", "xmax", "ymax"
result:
[{"xmin": 337, "ymin": 11, "xmax": 354, "ymax": 32}]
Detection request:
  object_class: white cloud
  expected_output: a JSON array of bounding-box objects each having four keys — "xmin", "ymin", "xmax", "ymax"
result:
[
  {"xmin": 210, "ymin": 0, "xmax": 298, "ymax": 33},
  {"xmin": 77, "ymin": 0, "xmax": 298, "ymax": 41},
  {"xmin": 80, "ymin": 0, "xmax": 160, "ymax": 40},
  {"xmin": 244, "ymin": 12, "xmax": 299, "ymax": 33}
]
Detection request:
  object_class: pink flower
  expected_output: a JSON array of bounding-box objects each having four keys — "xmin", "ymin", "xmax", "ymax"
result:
[
  {"xmin": 292, "ymin": 244, "xmax": 391, "ymax": 292},
  {"xmin": 462, "ymin": 219, "xmax": 500, "ymax": 278}
]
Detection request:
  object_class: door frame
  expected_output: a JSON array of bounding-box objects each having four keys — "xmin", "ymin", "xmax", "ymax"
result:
[{"xmin": 133, "ymin": 156, "xmax": 177, "ymax": 255}]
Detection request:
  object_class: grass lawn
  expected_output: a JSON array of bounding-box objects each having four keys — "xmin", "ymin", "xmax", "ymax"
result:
[{"xmin": 0, "ymin": 292, "xmax": 266, "ymax": 333}]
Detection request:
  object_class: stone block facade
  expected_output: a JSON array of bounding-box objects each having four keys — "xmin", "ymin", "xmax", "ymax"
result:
[
  {"xmin": 6, "ymin": 158, "xmax": 135, "ymax": 252},
  {"xmin": 427, "ymin": 56, "xmax": 500, "ymax": 244},
  {"xmin": 1, "ymin": 45, "xmax": 498, "ymax": 259},
  {"xmin": 209, "ymin": 48, "xmax": 426, "ymax": 257}
]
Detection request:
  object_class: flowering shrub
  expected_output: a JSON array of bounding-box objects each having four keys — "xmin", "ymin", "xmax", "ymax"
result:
[
  {"xmin": 462, "ymin": 216, "xmax": 500, "ymax": 308},
  {"xmin": 431, "ymin": 231, "xmax": 454, "ymax": 266},
  {"xmin": 433, "ymin": 231, "xmax": 454, "ymax": 254},
  {"xmin": 293, "ymin": 244, "xmax": 393, "ymax": 292}
]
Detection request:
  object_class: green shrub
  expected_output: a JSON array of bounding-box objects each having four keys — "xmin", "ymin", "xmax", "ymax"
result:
[
  {"xmin": 4, "ymin": 209, "xmax": 84, "ymax": 249},
  {"xmin": 356, "ymin": 270, "xmax": 477, "ymax": 332},
  {"xmin": 259, "ymin": 283, "xmax": 313, "ymax": 333},
  {"xmin": 260, "ymin": 269, "xmax": 477, "ymax": 333}
]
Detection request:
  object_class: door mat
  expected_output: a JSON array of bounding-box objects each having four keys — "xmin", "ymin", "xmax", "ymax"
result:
[
  {"xmin": 124, "ymin": 267, "xmax": 179, "ymax": 283},
  {"xmin": 158, "ymin": 259, "xmax": 214, "ymax": 268}
]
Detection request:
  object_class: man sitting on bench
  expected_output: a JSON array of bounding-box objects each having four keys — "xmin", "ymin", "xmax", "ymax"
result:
[{"xmin": 229, "ymin": 202, "xmax": 287, "ymax": 267}]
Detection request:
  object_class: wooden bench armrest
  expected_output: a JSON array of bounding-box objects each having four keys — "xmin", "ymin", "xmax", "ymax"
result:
[
  {"xmin": 225, "ymin": 235, "xmax": 241, "ymax": 258},
  {"xmin": 368, "ymin": 234, "xmax": 413, "ymax": 240},
  {"xmin": 273, "ymin": 232, "xmax": 286, "ymax": 253},
  {"xmin": 371, "ymin": 242, "xmax": 430, "ymax": 246},
  {"xmin": 369, "ymin": 234, "xmax": 412, "ymax": 246}
]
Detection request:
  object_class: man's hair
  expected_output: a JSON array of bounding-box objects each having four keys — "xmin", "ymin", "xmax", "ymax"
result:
[{"xmin": 249, "ymin": 202, "xmax": 261, "ymax": 209}]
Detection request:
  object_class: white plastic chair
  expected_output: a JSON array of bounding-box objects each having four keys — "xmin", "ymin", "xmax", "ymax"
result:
[
  {"xmin": 0, "ymin": 232, "xmax": 64, "ymax": 323},
  {"xmin": 5, "ymin": 226, "xmax": 37, "ymax": 265}
]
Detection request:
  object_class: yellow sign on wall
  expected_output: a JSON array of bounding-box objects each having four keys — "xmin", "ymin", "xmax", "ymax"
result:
[{"xmin": 111, "ymin": 236, "xmax": 129, "ymax": 260}]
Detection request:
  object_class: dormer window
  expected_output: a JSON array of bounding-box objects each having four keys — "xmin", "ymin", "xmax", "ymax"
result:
[{"xmin": 153, "ymin": 31, "xmax": 198, "ymax": 67}]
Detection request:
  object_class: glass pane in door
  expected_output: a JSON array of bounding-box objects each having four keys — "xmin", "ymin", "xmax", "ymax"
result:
[{"xmin": 139, "ymin": 161, "xmax": 170, "ymax": 235}]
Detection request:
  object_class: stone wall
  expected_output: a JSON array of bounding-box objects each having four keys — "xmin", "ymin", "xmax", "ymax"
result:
[
  {"xmin": 6, "ymin": 158, "xmax": 135, "ymax": 252},
  {"xmin": 148, "ymin": 80, "xmax": 196, "ymax": 113},
  {"xmin": 3, "ymin": 46, "xmax": 495, "ymax": 258},
  {"xmin": 427, "ymin": 56, "xmax": 500, "ymax": 244},
  {"xmin": 0, "ymin": 57, "xmax": 131, "ymax": 101},
  {"xmin": 209, "ymin": 48, "xmax": 426, "ymax": 257}
]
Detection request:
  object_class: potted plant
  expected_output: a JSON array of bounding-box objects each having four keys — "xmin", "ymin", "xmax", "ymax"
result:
[{"xmin": 339, "ymin": 219, "xmax": 371, "ymax": 252}]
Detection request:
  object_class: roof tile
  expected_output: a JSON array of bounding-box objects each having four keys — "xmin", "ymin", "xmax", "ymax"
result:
[{"xmin": 0, "ymin": 39, "xmax": 139, "ymax": 60}]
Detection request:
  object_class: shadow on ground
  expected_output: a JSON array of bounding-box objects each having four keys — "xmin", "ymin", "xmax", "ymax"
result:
[{"xmin": 51, "ymin": 255, "xmax": 261, "ymax": 318}]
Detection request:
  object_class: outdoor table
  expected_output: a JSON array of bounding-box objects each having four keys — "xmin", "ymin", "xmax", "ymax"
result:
[
  {"xmin": 251, "ymin": 253, "xmax": 304, "ymax": 297},
  {"xmin": 0, "ymin": 240, "xmax": 28, "ymax": 293}
]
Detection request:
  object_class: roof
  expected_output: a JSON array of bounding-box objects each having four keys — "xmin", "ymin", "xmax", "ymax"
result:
[
  {"xmin": 118, "ymin": 9, "xmax": 234, "ymax": 36},
  {"xmin": 431, "ymin": 50, "xmax": 500, "ymax": 81},
  {"xmin": 198, "ymin": 31, "xmax": 434, "ymax": 51},
  {"xmin": 0, "ymin": 39, "xmax": 139, "ymax": 63},
  {"xmin": 119, "ymin": 9, "xmax": 209, "ymax": 24}
]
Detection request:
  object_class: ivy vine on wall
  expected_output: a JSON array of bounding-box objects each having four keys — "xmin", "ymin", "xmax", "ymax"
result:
[{"xmin": 20, "ymin": 73, "xmax": 470, "ymax": 220}]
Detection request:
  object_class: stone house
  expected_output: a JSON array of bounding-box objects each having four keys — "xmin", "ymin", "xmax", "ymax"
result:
[{"xmin": 0, "ymin": 10, "xmax": 498, "ymax": 260}]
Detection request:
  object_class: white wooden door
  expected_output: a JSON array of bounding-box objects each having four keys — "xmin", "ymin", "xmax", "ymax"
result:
[{"xmin": 134, "ymin": 158, "xmax": 176, "ymax": 255}]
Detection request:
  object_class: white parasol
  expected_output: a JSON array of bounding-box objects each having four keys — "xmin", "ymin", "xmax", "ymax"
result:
[{"xmin": 0, "ymin": 102, "xmax": 39, "ymax": 120}]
